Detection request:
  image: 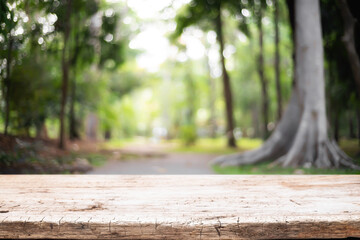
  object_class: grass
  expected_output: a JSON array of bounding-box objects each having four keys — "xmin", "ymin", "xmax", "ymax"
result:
[
  {"xmin": 340, "ymin": 139, "xmax": 360, "ymax": 158},
  {"xmin": 167, "ymin": 138, "xmax": 263, "ymax": 154},
  {"xmin": 80, "ymin": 153, "xmax": 108, "ymax": 167},
  {"xmin": 57, "ymin": 152, "xmax": 108, "ymax": 167},
  {"xmin": 102, "ymin": 137, "xmax": 263, "ymax": 154}
]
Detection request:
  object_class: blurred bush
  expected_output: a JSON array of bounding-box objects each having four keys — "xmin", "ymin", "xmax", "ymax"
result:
[{"xmin": 180, "ymin": 125, "xmax": 197, "ymax": 146}]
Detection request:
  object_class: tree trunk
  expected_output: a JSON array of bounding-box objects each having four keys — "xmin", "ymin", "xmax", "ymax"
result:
[
  {"xmin": 338, "ymin": 0, "xmax": 360, "ymax": 96},
  {"xmin": 68, "ymin": 18, "xmax": 81, "ymax": 141},
  {"xmin": 257, "ymin": 1, "xmax": 269, "ymax": 139},
  {"xmin": 59, "ymin": 48, "xmax": 69, "ymax": 149},
  {"xmin": 285, "ymin": 0, "xmax": 296, "ymax": 87},
  {"xmin": 213, "ymin": 0, "xmax": 359, "ymax": 170},
  {"xmin": 252, "ymin": 104, "xmax": 261, "ymax": 138},
  {"xmin": 357, "ymin": 108, "xmax": 360, "ymax": 147},
  {"xmin": 333, "ymin": 111, "xmax": 340, "ymax": 142},
  {"xmin": 69, "ymin": 70, "xmax": 80, "ymax": 140},
  {"xmin": 185, "ymin": 72, "xmax": 196, "ymax": 126},
  {"xmin": 36, "ymin": 119, "xmax": 48, "ymax": 139},
  {"xmin": 4, "ymin": 37, "xmax": 13, "ymax": 135},
  {"xmin": 274, "ymin": 0, "xmax": 283, "ymax": 121},
  {"xmin": 104, "ymin": 130, "xmax": 111, "ymax": 140},
  {"xmin": 215, "ymin": 4, "xmax": 236, "ymax": 148},
  {"xmin": 59, "ymin": 0, "xmax": 72, "ymax": 149},
  {"xmin": 205, "ymin": 49, "xmax": 217, "ymax": 138},
  {"xmin": 348, "ymin": 111, "xmax": 356, "ymax": 139}
]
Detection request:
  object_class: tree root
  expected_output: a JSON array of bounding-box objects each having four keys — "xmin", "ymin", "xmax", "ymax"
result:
[
  {"xmin": 212, "ymin": 138, "xmax": 360, "ymax": 170},
  {"xmin": 212, "ymin": 90, "xmax": 360, "ymax": 170}
]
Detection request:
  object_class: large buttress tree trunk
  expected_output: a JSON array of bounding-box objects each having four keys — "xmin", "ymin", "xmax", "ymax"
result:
[
  {"xmin": 215, "ymin": 4, "xmax": 236, "ymax": 148},
  {"xmin": 213, "ymin": 0, "xmax": 359, "ymax": 170}
]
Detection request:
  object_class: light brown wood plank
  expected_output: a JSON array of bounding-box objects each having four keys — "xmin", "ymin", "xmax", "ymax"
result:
[{"xmin": 0, "ymin": 175, "xmax": 359, "ymax": 239}]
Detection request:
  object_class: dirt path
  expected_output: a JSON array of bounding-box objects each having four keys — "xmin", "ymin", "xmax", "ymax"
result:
[{"xmin": 89, "ymin": 147, "xmax": 216, "ymax": 174}]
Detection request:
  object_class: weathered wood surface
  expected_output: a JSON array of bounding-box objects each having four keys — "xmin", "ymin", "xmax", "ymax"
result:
[{"xmin": 0, "ymin": 175, "xmax": 359, "ymax": 239}]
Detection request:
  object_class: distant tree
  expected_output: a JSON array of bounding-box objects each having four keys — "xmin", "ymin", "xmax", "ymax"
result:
[
  {"xmin": 54, "ymin": 0, "xmax": 72, "ymax": 149},
  {"xmin": 274, "ymin": 0, "xmax": 283, "ymax": 121},
  {"xmin": 214, "ymin": 0, "xmax": 360, "ymax": 170},
  {"xmin": 321, "ymin": 0, "xmax": 360, "ymax": 143},
  {"xmin": 254, "ymin": 0, "xmax": 270, "ymax": 139},
  {"xmin": 67, "ymin": 0, "xmax": 99, "ymax": 140},
  {"xmin": 337, "ymin": 0, "xmax": 360, "ymax": 146},
  {"xmin": 9, "ymin": 56, "xmax": 58, "ymax": 137},
  {"xmin": 0, "ymin": 1, "xmax": 17, "ymax": 135},
  {"xmin": 0, "ymin": 0, "xmax": 64, "ymax": 137},
  {"xmin": 204, "ymin": 46, "xmax": 217, "ymax": 138},
  {"xmin": 96, "ymin": 5, "xmax": 127, "ymax": 140},
  {"xmin": 45, "ymin": 0, "xmax": 124, "ymax": 147},
  {"xmin": 173, "ymin": 0, "xmax": 238, "ymax": 147},
  {"xmin": 338, "ymin": 0, "xmax": 360, "ymax": 96}
]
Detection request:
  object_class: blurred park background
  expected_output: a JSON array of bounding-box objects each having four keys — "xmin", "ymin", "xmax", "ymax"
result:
[{"xmin": 0, "ymin": 0, "xmax": 359, "ymax": 174}]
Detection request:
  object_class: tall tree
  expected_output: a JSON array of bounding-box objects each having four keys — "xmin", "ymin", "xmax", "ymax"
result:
[
  {"xmin": 215, "ymin": 2, "xmax": 236, "ymax": 147},
  {"xmin": 357, "ymin": 109, "xmax": 360, "ymax": 147},
  {"xmin": 59, "ymin": 0, "xmax": 72, "ymax": 149},
  {"xmin": 173, "ymin": 0, "xmax": 237, "ymax": 147},
  {"xmin": 274, "ymin": 0, "xmax": 283, "ymax": 121},
  {"xmin": 3, "ymin": 35, "xmax": 13, "ymax": 136},
  {"xmin": 214, "ymin": 0, "xmax": 359, "ymax": 170},
  {"xmin": 255, "ymin": 0, "xmax": 269, "ymax": 139},
  {"xmin": 0, "ymin": 2, "xmax": 16, "ymax": 135},
  {"xmin": 338, "ymin": 0, "xmax": 360, "ymax": 96},
  {"xmin": 321, "ymin": 0, "xmax": 359, "ymax": 145},
  {"xmin": 67, "ymin": 0, "xmax": 99, "ymax": 140},
  {"xmin": 1, "ymin": 1, "xmax": 63, "ymax": 137},
  {"xmin": 205, "ymin": 48, "xmax": 217, "ymax": 138}
]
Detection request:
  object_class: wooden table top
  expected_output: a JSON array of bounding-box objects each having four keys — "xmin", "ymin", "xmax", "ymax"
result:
[{"xmin": 0, "ymin": 175, "xmax": 359, "ymax": 239}]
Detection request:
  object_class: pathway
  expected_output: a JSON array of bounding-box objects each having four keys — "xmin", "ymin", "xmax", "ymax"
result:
[
  {"xmin": 89, "ymin": 153, "xmax": 215, "ymax": 174},
  {"xmin": 88, "ymin": 144, "xmax": 217, "ymax": 174}
]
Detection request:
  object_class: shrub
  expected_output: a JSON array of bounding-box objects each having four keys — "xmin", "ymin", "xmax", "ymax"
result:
[{"xmin": 180, "ymin": 125, "xmax": 197, "ymax": 146}]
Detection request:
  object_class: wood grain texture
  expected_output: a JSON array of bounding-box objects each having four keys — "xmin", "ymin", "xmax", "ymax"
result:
[{"xmin": 0, "ymin": 175, "xmax": 359, "ymax": 239}]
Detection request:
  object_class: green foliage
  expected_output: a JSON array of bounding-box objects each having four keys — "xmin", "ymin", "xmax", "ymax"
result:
[
  {"xmin": 9, "ymin": 56, "xmax": 59, "ymax": 133},
  {"xmin": 172, "ymin": 0, "xmax": 219, "ymax": 39},
  {"xmin": 180, "ymin": 125, "xmax": 197, "ymax": 146},
  {"xmin": 99, "ymin": 11, "xmax": 125, "ymax": 69},
  {"xmin": 321, "ymin": 0, "xmax": 360, "ymax": 138},
  {"xmin": 172, "ymin": 0, "xmax": 250, "ymax": 40},
  {"xmin": 0, "ymin": 1, "xmax": 9, "ymax": 27},
  {"xmin": 0, "ymin": 0, "xmax": 135, "ymax": 139},
  {"xmin": 0, "ymin": 151, "xmax": 17, "ymax": 167}
]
